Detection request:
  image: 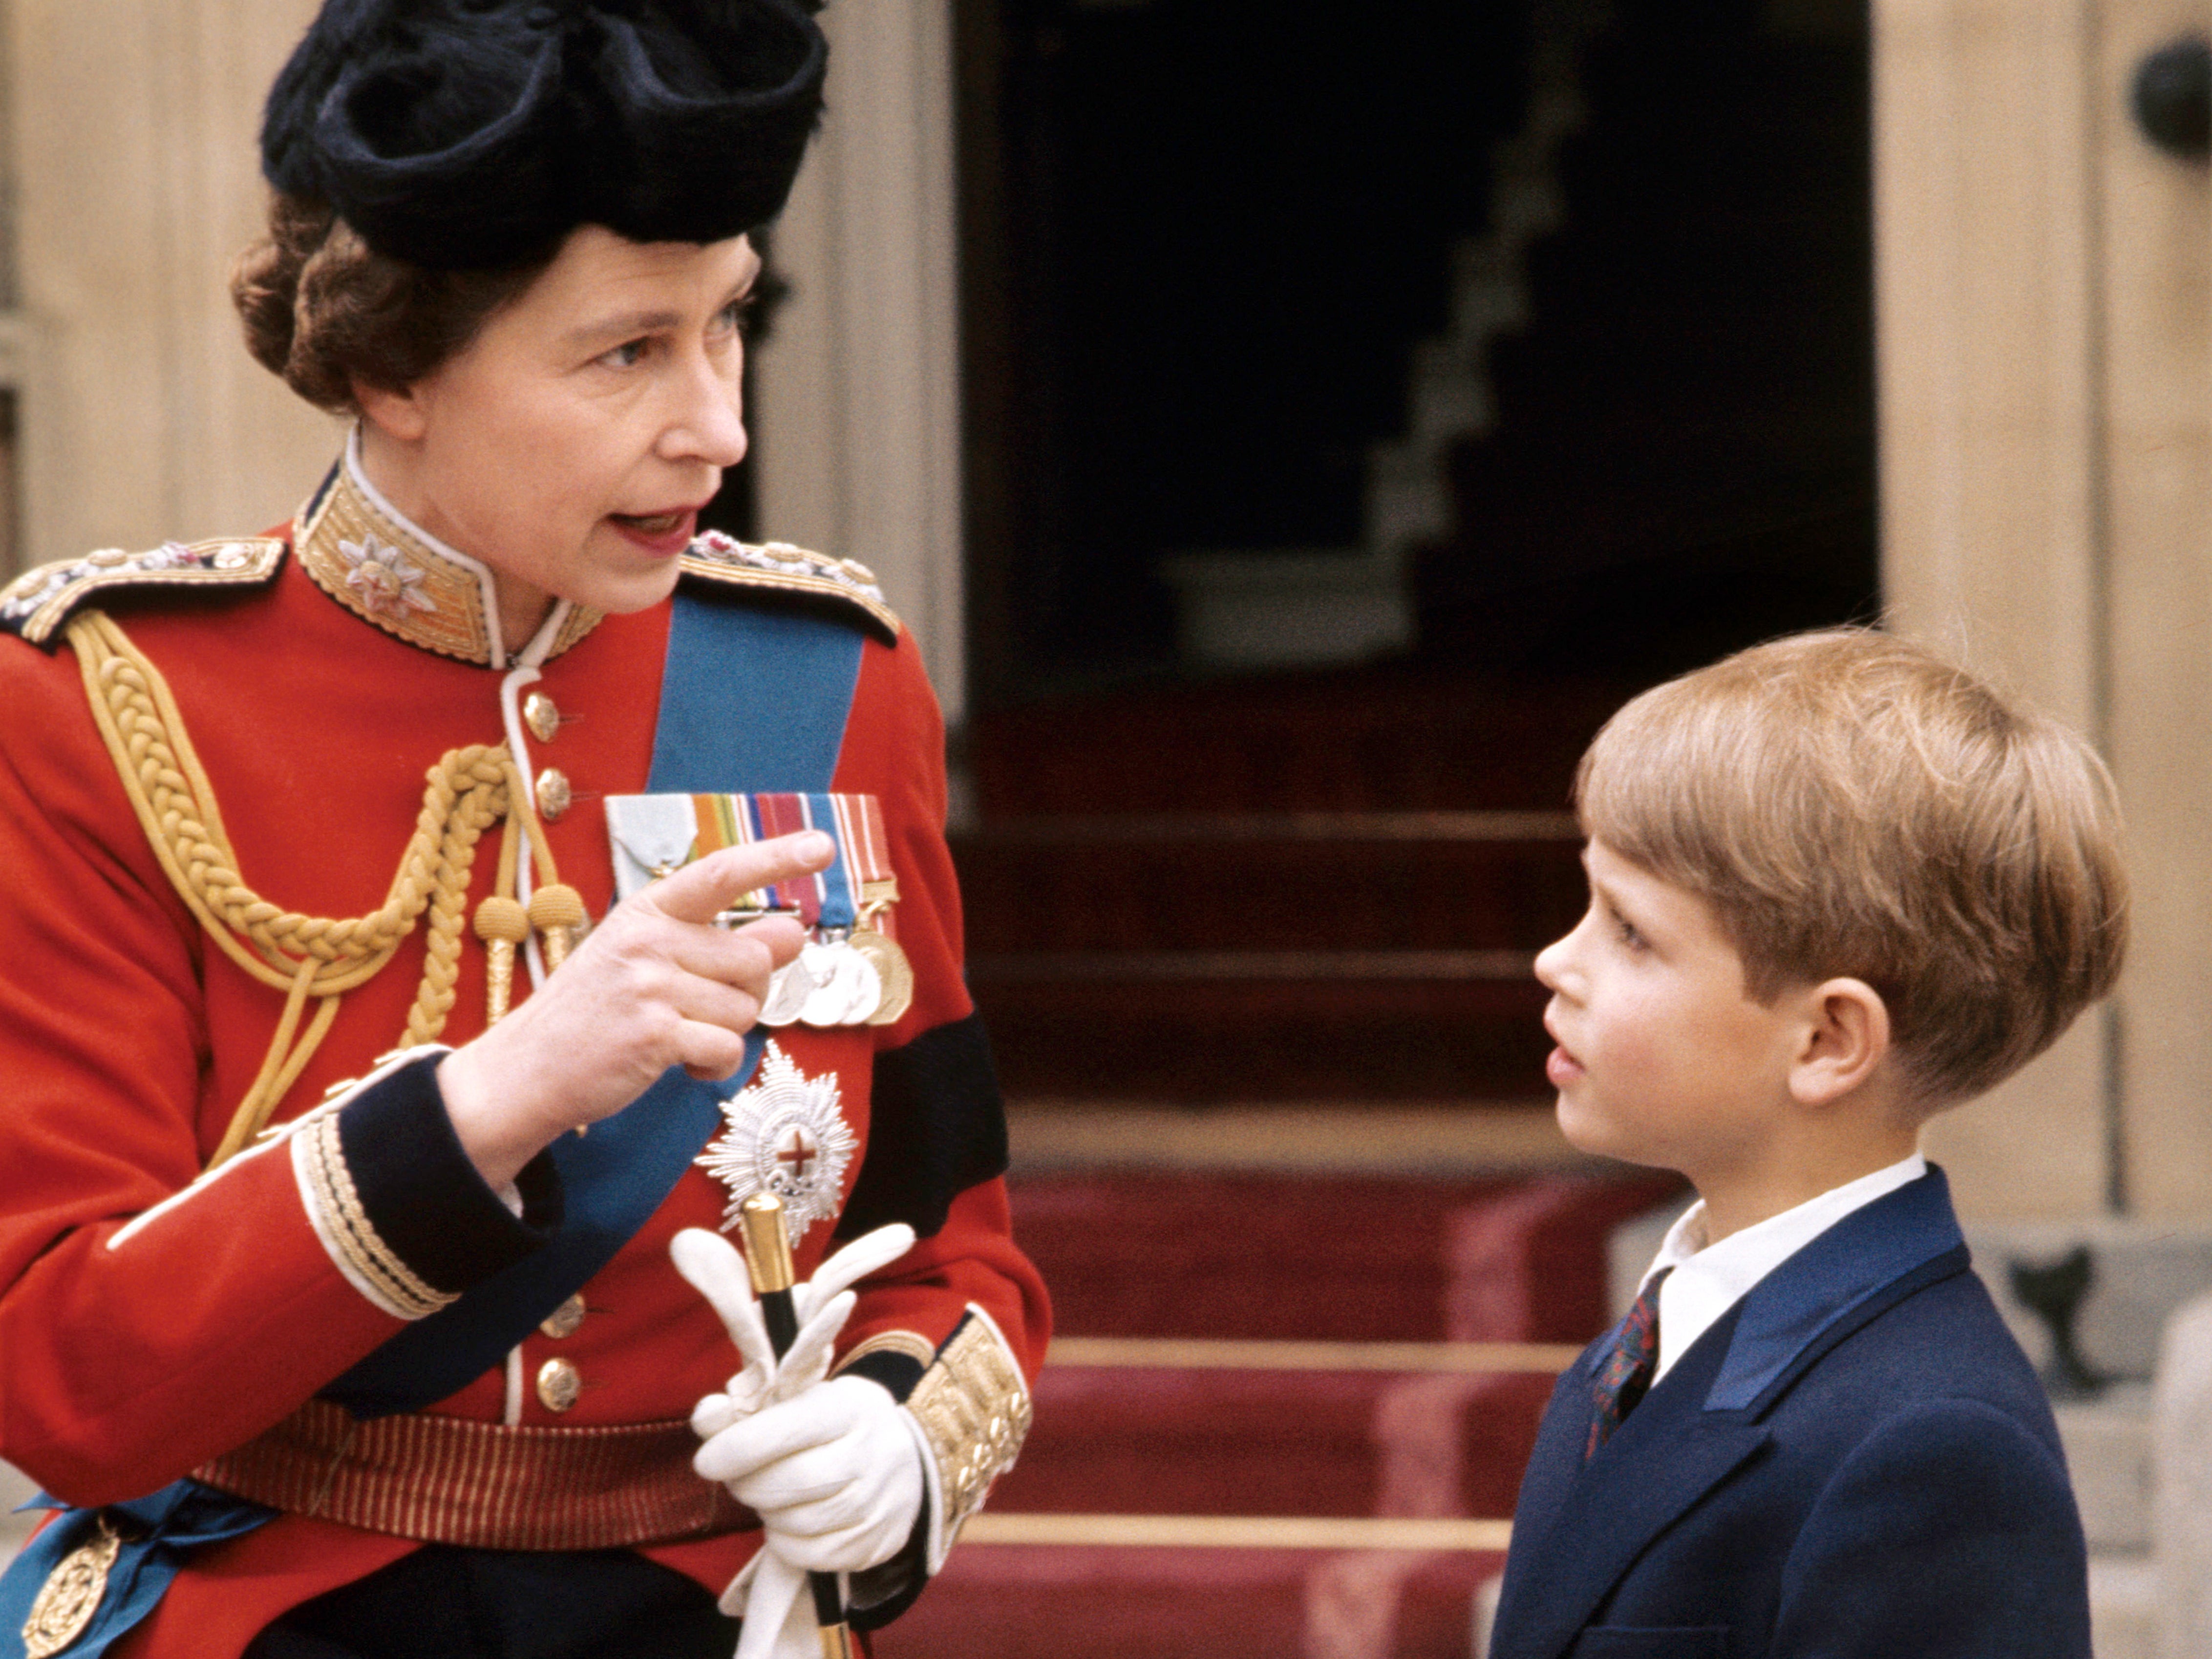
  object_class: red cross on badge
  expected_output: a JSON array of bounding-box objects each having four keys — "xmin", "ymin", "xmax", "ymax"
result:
[{"xmin": 774, "ymin": 1126, "xmax": 818, "ymax": 1184}]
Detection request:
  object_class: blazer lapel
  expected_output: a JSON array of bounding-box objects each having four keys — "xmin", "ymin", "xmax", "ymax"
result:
[
  {"xmin": 1703, "ymin": 1166, "xmax": 1968, "ymax": 1413},
  {"xmin": 1498, "ymin": 1351, "xmax": 1602, "ymax": 1569},
  {"xmin": 1490, "ymin": 1310, "xmax": 1767, "ymax": 1659},
  {"xmin": 1491, "ymin": 1170, "xmax": 1970, "ymax": 1659}
]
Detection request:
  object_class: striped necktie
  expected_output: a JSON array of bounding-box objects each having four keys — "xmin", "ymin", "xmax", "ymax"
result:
[{"xmin": 1587, "ymin": 1267, "xmax": 1672, "ymax": 1460}]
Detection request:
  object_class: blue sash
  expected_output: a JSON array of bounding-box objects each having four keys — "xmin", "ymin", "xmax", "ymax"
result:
[
  {"xmin": 0, "ymin": 1486, "xmax": 272, "ymax": 1659},
  {"xmin": 0, "ymin": 590, "xmax": 868, "ymax": 1654},
  {"xmin": 324, "ymin": 595, "xmax": 865, "ymax": 1413}
]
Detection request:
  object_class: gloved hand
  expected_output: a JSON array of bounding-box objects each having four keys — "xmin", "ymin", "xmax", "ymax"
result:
[
  {"xmin": 670, "ymin": 1221, "xmax": 916, "ymax": 1424},
  {"xmin": 669, "ymin": 1223, "xmax": 927, "ymax": 1650},
  {"xmin": 695, "ymin": 1373, "xmax": 923, "ymax": 1572}
]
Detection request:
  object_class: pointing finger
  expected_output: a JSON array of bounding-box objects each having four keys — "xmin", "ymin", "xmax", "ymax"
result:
[{"xmin": 642, "ymin": 834, "xmax": 835, "ymax": 928}]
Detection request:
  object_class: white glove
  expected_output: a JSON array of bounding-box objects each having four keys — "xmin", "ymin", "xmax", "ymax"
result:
[
  {"xmin": 695, "ymin": 1373, "xmax": 923, "ymax": 1571},
  {"xmin": 714, "ymin": 1548, "xmax": 820, "ymax": 1659},
  {"xmin": 669, "ymin": 1224, "xmax": 926, "ymax": 1644},
  {"xmin": 670, "ymin": 1222, "xmax": 916, "ymax": 1424}
]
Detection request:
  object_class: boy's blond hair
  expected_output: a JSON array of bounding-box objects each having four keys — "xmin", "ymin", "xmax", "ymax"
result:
[{"xmin": 1575, "ymin": 628, "xmax": 2127, "ymax": 1109}]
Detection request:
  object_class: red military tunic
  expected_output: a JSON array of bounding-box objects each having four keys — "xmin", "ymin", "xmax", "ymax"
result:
[{"xmin": 0, "ymin": 454, "xmax": 1047, "ymax": 1655}]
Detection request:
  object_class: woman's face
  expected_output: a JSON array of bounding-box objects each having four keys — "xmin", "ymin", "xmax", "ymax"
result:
[{"xmin": 359, "ymin": 225, "xmax": 759, "ymax": 642}]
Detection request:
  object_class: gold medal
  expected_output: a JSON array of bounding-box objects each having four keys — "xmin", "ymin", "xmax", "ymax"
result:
[
  {"xmin": 851, "ymin": 927, "xmax": 914, "ymax": 1026},
  {"xmin": 24, "ymin": 1516, "xmax": 122, "ymax": 1659}
]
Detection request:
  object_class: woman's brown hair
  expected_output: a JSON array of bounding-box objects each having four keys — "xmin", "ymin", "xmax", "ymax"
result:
[{"xmin": 231, "ymin": 195, "xmax": 553, "ymax": 411}]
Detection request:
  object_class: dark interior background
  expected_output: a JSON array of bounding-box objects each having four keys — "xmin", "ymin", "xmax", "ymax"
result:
[{"xmin": 953, "ymin": 0, "xmax": 1879, "ymax": 704}]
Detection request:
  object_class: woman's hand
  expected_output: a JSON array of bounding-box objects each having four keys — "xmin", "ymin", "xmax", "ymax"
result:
[{"xmin": 437, "ymin": 832, "xmax": 832, "ymax": 1189}]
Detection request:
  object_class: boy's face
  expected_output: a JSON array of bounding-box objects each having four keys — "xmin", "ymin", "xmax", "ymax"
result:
[{"xmin": 1534, "ymin": 840, "xmax": 1807, "ymax": 1182}]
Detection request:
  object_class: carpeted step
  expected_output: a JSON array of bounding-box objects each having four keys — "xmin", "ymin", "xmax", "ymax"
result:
[
  {"xmin": 992, "ymin": 1363, "xmax": 1559, "ymax": 1522},
  {"xmin": 959, "ymin": 672, "xmax": 1615, "ymax": 1106},
  {"xmin": 1006, "ymin": 1100, "xmax": 1581, "ymax": 1178},
  {"xmin": 976, "ymin": 966, "xmax": 1551, "ymax": 1101},
  {"xmin": 969, "ymin": 667, "xmax": 1626, "ymax": 819},
  {"xmin": 876, "ymin": 1542, "xmax": 1508, "ymax": 1659},
  {"xmin": 1012, "ymin": 1170, "xmax": 1684, "ymax": 1344},
  {"xmin": 891, "ymin": 1172, "xmax": 1679, "ymax": 1658}
]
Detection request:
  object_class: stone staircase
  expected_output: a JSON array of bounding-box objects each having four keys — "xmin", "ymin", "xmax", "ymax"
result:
[
  {"xmin": 1415, "ymin": 0, "xmax": 1879, "ymax": 683},
  {"xmin": 959, "ymin": 664, "xmax": 1630, "ymax": 1112},
  {"xmin": 1161, "ymin": 0, "xmax": 1612, "ymax": 672}
]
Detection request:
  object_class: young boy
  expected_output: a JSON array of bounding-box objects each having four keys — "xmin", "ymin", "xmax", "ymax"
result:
[{"xmin": 1488, "ymin": 629, "xmax": 2126, "ymax": 1659}]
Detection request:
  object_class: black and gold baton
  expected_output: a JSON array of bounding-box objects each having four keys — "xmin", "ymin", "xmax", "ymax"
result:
[{"xmin": 738, "ymin": 1191, "xmax": 858, "ymax": 1659}]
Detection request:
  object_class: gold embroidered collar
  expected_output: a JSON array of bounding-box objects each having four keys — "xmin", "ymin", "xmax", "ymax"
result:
[{"xmin": 295, "ymin": 437, "xmax": 602, "ymax": 669}]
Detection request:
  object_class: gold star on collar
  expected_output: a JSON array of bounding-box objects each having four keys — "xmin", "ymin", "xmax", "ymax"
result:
[{"xmin": 295, "ymin": 452, "xmax": 603, "ymax": 667}]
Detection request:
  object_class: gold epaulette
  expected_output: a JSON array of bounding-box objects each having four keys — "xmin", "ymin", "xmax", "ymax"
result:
[
  {"xmin": 0, "ymin": 538, "xmax": 286, "ymax": 648},
  {"xmin": 679, "ymin": 531, "xmax": 901, "ymax": 643}
]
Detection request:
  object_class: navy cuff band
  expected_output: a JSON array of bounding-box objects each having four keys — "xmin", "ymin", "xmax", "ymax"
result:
[
  {"xmin": 838, "ymin": 1349, "xmax": 928, "ymax": 1404},
  {"xmin": 334, "ymin": 1054, "xmax": 561, "ymax": 1296}
]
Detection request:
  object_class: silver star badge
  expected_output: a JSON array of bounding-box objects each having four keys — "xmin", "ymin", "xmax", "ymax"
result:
[{"xmin": 696, "ymin": 1041, "xmax": 856, "ymax": 1243}]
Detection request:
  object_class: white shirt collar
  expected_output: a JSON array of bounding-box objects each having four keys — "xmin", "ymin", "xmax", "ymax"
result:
[{"xmin": 1642, "ymin": 1152, "xmax": 1928, "ymax": 1384}]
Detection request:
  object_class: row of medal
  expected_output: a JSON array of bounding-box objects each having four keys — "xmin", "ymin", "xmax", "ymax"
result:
[
  {"xmin": 608, "ymin": 790, "xmax": 914, "ymax": 1031},
  {"xmin": 750, "ymin": 918, "xmax": 914, "ymax": 1028}
]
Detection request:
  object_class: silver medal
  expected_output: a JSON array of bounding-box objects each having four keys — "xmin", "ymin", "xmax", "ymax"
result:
[
  {"xmin": 758, "ymin": 954, "xmax": 819, "ymax": 1027},
  {"xmin": 800, "ymin": 939, "xmax": 874, "ymax": 1027},
  {"xmin": 839, "ymin": 952, "xmax": 885, "ymax": 1026}
]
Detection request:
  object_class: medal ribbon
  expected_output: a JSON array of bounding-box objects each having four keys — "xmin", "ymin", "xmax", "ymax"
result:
[
  {"xmin": 830, "ymin": 793, "xmax": 895, "ymax": 936},
  {"xmin": 687, "ymin": 793, "xmax": 890, "ymax": 929}
]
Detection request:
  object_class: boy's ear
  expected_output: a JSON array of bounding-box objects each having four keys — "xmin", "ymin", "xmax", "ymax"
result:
[{"xmin": 1787, "ymin": 978, "xmax": 1891, "ymax": 1108}]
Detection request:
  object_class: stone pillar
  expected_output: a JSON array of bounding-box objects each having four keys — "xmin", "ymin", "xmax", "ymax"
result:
[
  {"xmin": 747, "ymin": 0, "xmax": 968, "ymax": 723},
  {"xmin": 2095, "ymin": 4, "xmax": 2212, "ymax": 1225},
  {"xmin": 1874, "ymin": 0, "xmax": 2212, "ymax": 1218},
  {"xmin": 6, "ymin": 0, "xmax": 340, "ymax": 571},
  {"xmin": 2154, "ymin": 1293, "xmax": 2212, "ymax": 1658},
  {"xmin": 1874, "ymin": 0, "xmax": 2108, "ymax": 1219}
]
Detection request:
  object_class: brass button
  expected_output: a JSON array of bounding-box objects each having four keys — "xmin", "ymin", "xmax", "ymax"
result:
[
  {"xmin": 536, "ymin": 1357, "xmax": 582, "ymax": 1413},
  {"xmin": 534, "ymin": 768, "xmax": 573, "ymax": 821},
  {"xmin": 539, "ymin": 1294, "xmax": 586, "ymax": 1340},
  {"xmin": 523, "ymin": 692, "xmax": 560, "ymax": 744}
]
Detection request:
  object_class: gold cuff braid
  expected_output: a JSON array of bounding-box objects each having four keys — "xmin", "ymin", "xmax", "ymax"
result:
[
  {"xmin": 834, "ymin": 1329, "xmax": 937, "ymax": 1374},
  {"xmin": 297, "ymin": 1110, "xmax": 455, "ymax": 1319},
  {"xmin": 906, "ymin": 1308, "xmax": 1032, "ymax": 1540}
]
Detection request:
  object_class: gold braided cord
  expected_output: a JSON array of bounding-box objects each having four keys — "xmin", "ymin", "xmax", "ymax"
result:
[{"xmin": 65, "ymin": 610, "xmax": 523, "ymax": 1167}]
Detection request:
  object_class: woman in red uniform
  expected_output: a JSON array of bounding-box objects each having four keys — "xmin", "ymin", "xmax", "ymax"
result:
[{"xmin": 0, "ymin": 3, "xmax": 1046, "ymax": 1656}]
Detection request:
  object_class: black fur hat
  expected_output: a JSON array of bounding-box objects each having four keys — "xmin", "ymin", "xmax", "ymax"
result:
[{"xmin": 262, "ymin": 0, "xmax": 828, "ymax": 270}]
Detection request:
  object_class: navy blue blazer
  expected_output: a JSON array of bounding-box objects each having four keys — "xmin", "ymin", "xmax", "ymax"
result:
[{"xmin": 1488, "ymin": 1168, "xmax": 2090, "ymax": 1659}]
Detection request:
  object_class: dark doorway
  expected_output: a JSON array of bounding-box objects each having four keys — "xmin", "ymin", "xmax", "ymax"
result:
[
  {"xmin": 951, "ymin": 0, "xmax": 1880, "ymax": 1109},
  {"xmin": 957, "ymin": 0, "xmax": 1878, "ymax": 702}
]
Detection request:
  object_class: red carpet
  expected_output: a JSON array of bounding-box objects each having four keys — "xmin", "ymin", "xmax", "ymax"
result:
[
  {"xmin": 874, "ymin": 1168, "xmax": 1680, "ymax": 1659},
  {"xmin": 1011, "ymin": 1170, "xmax": 1683, "ymax": 1342},
  {"xmin": 884, "ymin": 1545, "xmax": 1509, "ymax": 1659}
]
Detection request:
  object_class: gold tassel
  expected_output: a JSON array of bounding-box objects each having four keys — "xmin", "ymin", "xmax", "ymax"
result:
[
  {"xmin": 473, "ymin": 896, "xmax": 531, "ymax": 1022},
  {"xmin": 529, "ymin": 884, "xmax": 588, "ymax": 971}
]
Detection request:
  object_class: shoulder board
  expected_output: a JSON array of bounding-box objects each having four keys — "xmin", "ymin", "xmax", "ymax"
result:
[
  {"xmin": 0, "ymin": 537, "xmax": 287, "ymax": 648},
  {"xmin": 678, "ymin": 532, "xmax": 901, "ymax": 644}
]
